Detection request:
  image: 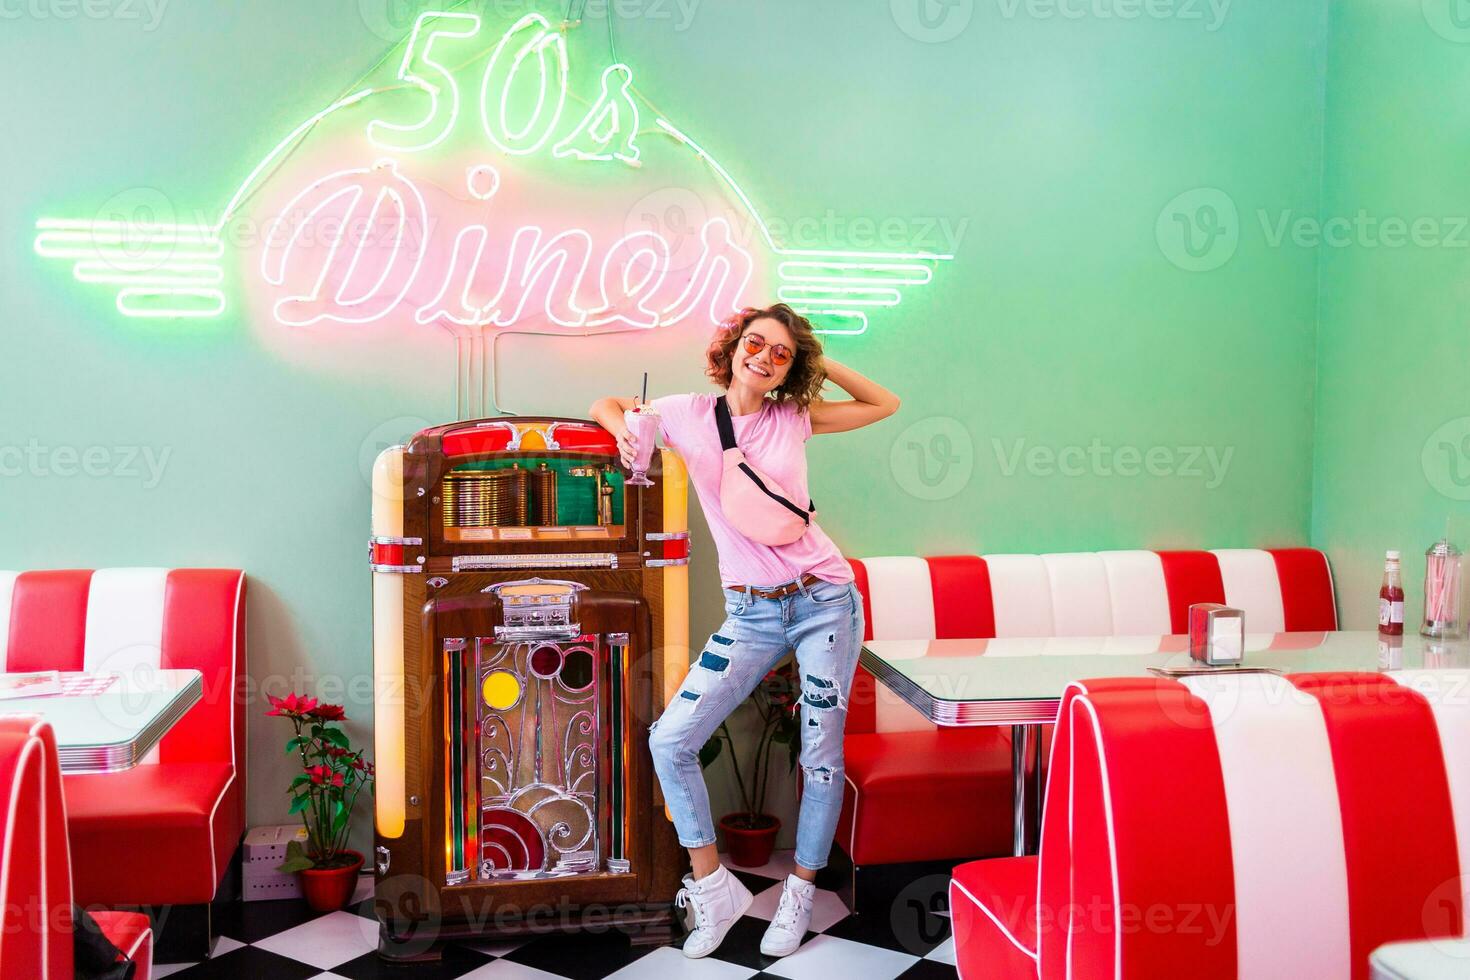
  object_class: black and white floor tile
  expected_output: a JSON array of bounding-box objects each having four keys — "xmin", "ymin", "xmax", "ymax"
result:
[{"xmin": 153, "ymin": 851, "xmax": 958, "ymax": 980}]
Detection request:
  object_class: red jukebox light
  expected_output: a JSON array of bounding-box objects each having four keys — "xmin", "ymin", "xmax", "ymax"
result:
[{"xmin": 370, "ymin": 417, "xmax": 689, "ymax": 957}]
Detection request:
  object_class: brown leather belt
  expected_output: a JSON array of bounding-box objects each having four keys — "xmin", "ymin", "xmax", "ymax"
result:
[{"xmin": 731, "ymin": 573, "xmax": 820, "ymax": 600}]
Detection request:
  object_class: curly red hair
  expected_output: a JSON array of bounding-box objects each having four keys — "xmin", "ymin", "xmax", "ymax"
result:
[{"xmin": 705, "ymin": 304, "xmax": 826, "ymax": 408}]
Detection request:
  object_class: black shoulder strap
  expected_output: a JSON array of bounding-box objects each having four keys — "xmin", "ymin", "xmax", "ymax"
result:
[
  {"xmin": 737, "ymin": 462, "xmax": 815, "ymax": 524},
  {"xmin": 714, "ymin": 395, "xmax": 737, "ymax": 451},
  {"xmin": 716, "ymin": 396, "xmax": 816, "ymax": 523}
]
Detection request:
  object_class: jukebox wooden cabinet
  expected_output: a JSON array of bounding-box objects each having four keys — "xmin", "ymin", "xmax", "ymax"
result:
[{"xmin": 369, "ymin": 418, "xmax": 690, "ymax": 958}]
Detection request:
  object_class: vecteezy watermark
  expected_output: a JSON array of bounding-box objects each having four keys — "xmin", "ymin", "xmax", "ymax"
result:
[
  {"xmin": 992, "ymin": 437, "xmax": 1234, "ymax": 489},
  {"xmin": 360, "ymin": 415, "xmax": 434, "ymax": 490},
  {"xmin": 69, "ymin": 182, "xmax": 442, "ymax": 277},
  {"xmin": 889, "ymin": 874, "xmax": 954, "ymax": 954},
  {"xmin": 1423, "ymin": 416, "xmax": 1470, "ymax": 501},
  {"xmin": 1155, "ymin": 188, "xmax": 1240, "ymax": 272},
  {"xmin": 0, "ymin": 0, "xmax": 168, "ymax": 29},
  {"xmin": 1423, "ymin": 0, "xmax": 1470, "ymax": 43},
  {"xmin": 997, "ymin": 0, "xmax": 1230, "ymax": 31},
  {"xmin": 1258, "ymin": 210, "xmax": 1470, "ymax": 250},
  {"xmin": 0, "ymin": 440, "xmax": 171, "ymax": 489},
  {"xmin": 890, "ymin": 416, "xmax": 975, "ymax": 500},
  {"xmin": 578, "ymin": 0, "xmax": 701, "ymax": 30},
  {"xmin": 1159, "ymin": 188, "xmax": 1470, "ymax": 271},
  {"xmin": 1422, "ymin": 875, "xmax": 1470, "ymax": 957},
  {"xmin": 891, "ymin": 0, "xmax": 975, "ymax": 42},
  {"xmin": 625, "ymin": 187, "xmax": 969, "ymax": 276},
  {"xmin": 357, "ymin": 0, "xmax": 701, "ymax": 41},
  {"xmin": 761, "ymin": 211, "xmax": 968, "ymax": 255}
]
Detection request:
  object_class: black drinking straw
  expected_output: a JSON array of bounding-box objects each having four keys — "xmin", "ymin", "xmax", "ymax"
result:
[{"xmin": 640, "ymin": 372, "xmax": 648, "ymax": 407}]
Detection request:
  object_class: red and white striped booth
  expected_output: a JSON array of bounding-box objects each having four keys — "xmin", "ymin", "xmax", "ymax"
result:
[
  {"xmin": 951, "ymin": 670, "xmax": 1470, "ymax": 979},
  {"xmin": 0, "ymin": 569, "xmax": 247, "ymax": 908},
  {"xmin": 839, "ymin": 549, "xmax": 1337, "ymax": 866},
  {"xmin": 0, "ymin": 716, "xmax": 152, "ymax": 979}
]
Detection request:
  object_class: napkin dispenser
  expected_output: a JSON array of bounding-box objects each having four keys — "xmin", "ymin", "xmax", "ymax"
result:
[{"xmin": 1189, "ymin": 603, "xmax": 1244, "ymax": 665}]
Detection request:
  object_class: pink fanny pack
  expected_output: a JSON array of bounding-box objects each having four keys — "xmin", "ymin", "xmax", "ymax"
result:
[{"xmin": 715, "ymin": 396, "xmax": 815, "ymax": 547}]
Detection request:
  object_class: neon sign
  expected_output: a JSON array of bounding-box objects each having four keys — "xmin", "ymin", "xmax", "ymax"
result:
[{"xmin": 34, "ymin": 10, "xmax": 951, "ymax": 336}]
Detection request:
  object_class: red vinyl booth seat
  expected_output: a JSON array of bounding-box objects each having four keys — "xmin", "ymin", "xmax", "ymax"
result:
[
  {"xmin": 841, "ymin": 549, "xmax": 1337, "ymax": 867},
  {"xmin": 0, "ymin": 716, "xmax": 152, "ymax": 979},
  {"xmin": 0, "ymin": 568, "xmax": 247, "ymax": 906},
  {"xmin": 952, "ymin": 670, "xmax": 1470, "ymax": 979}
]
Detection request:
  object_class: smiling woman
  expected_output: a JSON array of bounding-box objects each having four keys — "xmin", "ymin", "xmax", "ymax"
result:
[{"xmin": 589, "ymin": 302, "xmax": 898, "ymax": 960}]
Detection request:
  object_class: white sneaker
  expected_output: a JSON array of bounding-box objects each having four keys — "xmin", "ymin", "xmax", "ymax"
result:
[
  {"xmin": 675, "ymin": 864, "xmax": 753, "ymax": 958},
  {"xmin": 760, "ymin": 873, "xmax": 816, "ymax": 957}
]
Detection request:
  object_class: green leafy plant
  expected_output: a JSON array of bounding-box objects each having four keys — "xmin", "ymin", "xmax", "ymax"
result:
[
  {"xmin": 266, "ymin": 693, "xmax": 375, "ymax": 872},
  {"xmin": 699, "ymin": 660, "xmax": 801, "ymax": 830}
]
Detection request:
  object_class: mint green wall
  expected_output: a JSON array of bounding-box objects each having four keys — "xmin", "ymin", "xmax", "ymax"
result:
[
  {"xmin": 1, "ymin": 2, "xmax": 1327, "ymax": 844},
  {"xmin": 1312, "ymin": 0, "xmax": 1470, "ymax": 629}
]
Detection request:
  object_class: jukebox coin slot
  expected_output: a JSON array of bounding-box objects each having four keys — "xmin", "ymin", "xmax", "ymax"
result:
[{"xmin": 488, "ymin": 579, "xmax": 585, "ymax": 641}]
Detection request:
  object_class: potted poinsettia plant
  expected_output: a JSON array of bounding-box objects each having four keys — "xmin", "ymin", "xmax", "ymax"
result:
[
  {"xmin": 267, "ymin": 693, "xmax": 375, "ymax": 911},
  {"xmin": 699, "ymin": 660, "xmax": 801, "ymax": 866}
]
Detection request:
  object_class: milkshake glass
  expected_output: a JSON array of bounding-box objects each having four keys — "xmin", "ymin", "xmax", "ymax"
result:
[{"xmin": 623, "ymin": 405, "xmax": 660, "ymax": 487}]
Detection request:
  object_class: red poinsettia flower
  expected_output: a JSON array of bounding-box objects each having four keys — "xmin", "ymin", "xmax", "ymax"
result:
[
  {"xmin": 325, "ymin": 746, "xmax": 368, "ymax": 770},
  {"xmin": 266, "ymin": 692, "xmax": 320, "ymax": 718},
  {"xmin": 308, "ymin": 764, "xmax": 345, "ymax": 788},
  {"xmin": 308, "ymin": 703, "xmax": 346, "ymax": 721}
]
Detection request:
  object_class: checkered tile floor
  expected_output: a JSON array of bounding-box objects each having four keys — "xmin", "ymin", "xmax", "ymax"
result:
[{"xmin": 153, "ymin": 851, "xmax": 958, "ymax": 979}]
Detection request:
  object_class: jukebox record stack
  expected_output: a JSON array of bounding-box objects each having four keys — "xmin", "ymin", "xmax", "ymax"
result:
[{"xmin": 369, "ymin": 418, "xmax": 690, "ymax": 958}]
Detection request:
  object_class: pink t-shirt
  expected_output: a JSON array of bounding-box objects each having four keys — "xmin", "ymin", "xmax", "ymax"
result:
[{"xmin": 651, "ymin": 393, "xmax": 854, "ymax": 589}]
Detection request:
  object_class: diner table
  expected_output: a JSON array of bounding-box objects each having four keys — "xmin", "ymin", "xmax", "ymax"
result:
[
  {"xmin": 0, "ymin": 668, "xmax": 203, "ymax": 772},
  {"xmin": 860, "ymin": 630, "xmax": 1470, "ymax": 856}
]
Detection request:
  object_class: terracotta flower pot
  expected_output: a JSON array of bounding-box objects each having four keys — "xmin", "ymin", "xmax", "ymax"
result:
[
  {"xmin": 719, "ymin": 813, "xmax": 781, "ymax": 868},
  {"xmin": 299, "ymin": 849, "xmax": 364, "ymax": 912}
]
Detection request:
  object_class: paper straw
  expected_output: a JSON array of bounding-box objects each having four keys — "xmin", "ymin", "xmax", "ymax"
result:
[{"xmin": 641, "ymin": 371, "xmax": 648, "ymax": 407}]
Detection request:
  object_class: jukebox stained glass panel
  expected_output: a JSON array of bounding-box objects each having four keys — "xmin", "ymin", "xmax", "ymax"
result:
[
  {"xmin": 477, "ymin": 635, "xmax": 601, "ymax": 877},
  {"xmin": 440, "ymin": 579, "xmax": 632, "ymax": 885}
]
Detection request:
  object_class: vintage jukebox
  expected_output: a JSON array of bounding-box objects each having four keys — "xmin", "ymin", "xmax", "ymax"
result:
[{"xmin": 369, "ymin": 417, "xmax": 690, "ymax": 957}]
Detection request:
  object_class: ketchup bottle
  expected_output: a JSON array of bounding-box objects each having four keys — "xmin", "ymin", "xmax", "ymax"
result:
[{"xmin": 1379, "ymin": 550, "xmax": 1405, "ymax": 636}]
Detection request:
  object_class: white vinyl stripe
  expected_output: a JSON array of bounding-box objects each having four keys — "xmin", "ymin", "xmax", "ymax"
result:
[
  {"xmin": 0, "ymin": 733, "xmax": 47, "ymax": 978},
  {"xmin": 1386, "ymin": 670, "xmax": 1470, "ymax": 935},
  {"xmin": 0, "ymin": 573, "xmax": 18, "ymax": 671},
  {"xmin": 82, "ymin": 568, "xmax": 169, "ymax": 674},
  {"xmin": 205, "ymin": 772, "xmax": 236, "ymax": 888},
  {"xmin": 1179, "ymin": 673, "xmax": 1350, "ymax": 978},
  {"xmin": 862, "ymin": 557, "xmax": 937, "ymax": 641},
  {"xmin": 844, "ymin": 773, "xmax": 861, "ymax": 863},
  {"xmin": 1066, "ymin": 694, "xmax": 1122, "ymax": 979},
  {"xmin": 1210, "ymin": 549, "xmax": 1285, "ymax": 633},
  {"xmin": 1099, "ymin": 551, "xmax": 1171, "ymax": 635},
  {"xmin": 118, "ymin": 927, "xmax": 150, "ymax": 959},
  {"xmin": 1043, "ymin": 554, "xmax": 1113, "ymax": 637},
  {"xmin": 986, "ymin": 555, "xmax": 1055, "ymax": 638},
  {"xmin": 1324, "ymin": 555, "xmax": 1340, "ymax": 629},
  {"xmin": 950, "ymin": 878, "xmax": 1039, "ymax": 961}
]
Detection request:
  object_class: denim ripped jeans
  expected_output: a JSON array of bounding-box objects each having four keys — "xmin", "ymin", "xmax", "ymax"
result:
[{"xmin": 647, "ymin": 577, "xmax": 864, "ymax": 871}]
